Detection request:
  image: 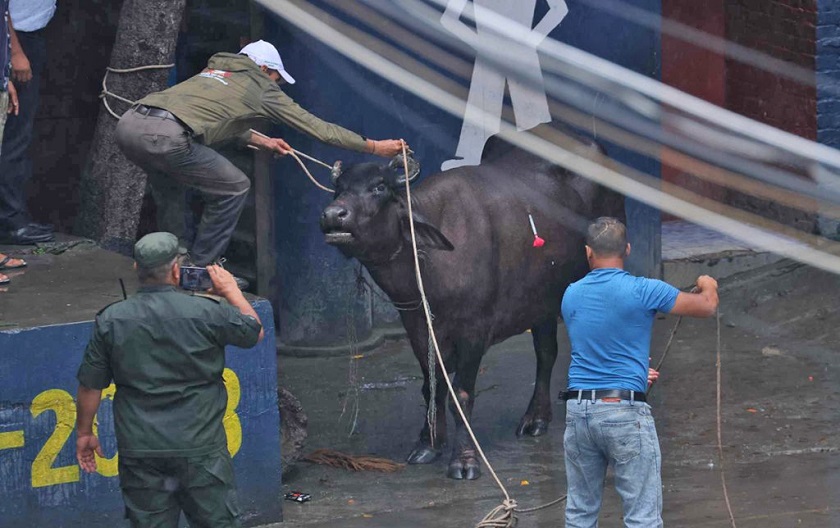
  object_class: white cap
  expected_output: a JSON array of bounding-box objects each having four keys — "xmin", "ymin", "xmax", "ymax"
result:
[{"xmin": 239, "ymin": 40, "xmax": 296, "ymax": 84}]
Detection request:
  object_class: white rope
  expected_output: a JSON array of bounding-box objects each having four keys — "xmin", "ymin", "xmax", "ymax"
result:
[
  {"xmin": 248, "ymin": 128, "xmax": 336, "ymax": 193},
  {"xmin": 715, "ymin": 309, "xmax": 738, "ymax": 528},
  {"xmin": 100, "ymin": 64, "xmax": 174, "ymax": 119},
  {"xmin": 399, "ymin": 142, "xmax": 518, "ymax": 527}
]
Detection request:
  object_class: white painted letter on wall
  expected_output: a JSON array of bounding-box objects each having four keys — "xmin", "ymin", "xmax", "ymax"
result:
[{"xmin": 441, "ymin": 0, "xmax": 568, "ymax": 171}]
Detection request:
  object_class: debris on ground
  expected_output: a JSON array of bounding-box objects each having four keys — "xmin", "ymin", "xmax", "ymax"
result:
[{"xmin": 303, "ymin": 449, "xmax": 405, "ymax": 472}]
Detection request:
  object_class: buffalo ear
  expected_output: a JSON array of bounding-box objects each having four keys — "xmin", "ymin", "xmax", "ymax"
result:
[{"xmin": 399, "ymin": 213, "xmax": 455, "ymax": 251}]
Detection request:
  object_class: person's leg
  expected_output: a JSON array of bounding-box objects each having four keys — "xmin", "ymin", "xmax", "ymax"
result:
[
  {"xmin": 179, "ymin": 449, "xmax": 241, "ymax": 528},
  {"xmin": 564, "ymin": 400, "xmax": 609, "ymax": 528},
  {"xmin": 168, "ymin": 141, "xmax": 250, "ymax": 266},
  {"xmin": 118, "ymin": 456, "xmax": 182, "ymax": 528},
  {"xmin": 147, "ymin": 172, "xmax": 190, "ymax": 248},
  {"xmin": 0, "ymin": 30, "xmax": 47, "ymax": 231},
  {"xmin": 602, "ymin": 402, "xmax": 663, "ymax": 528},
  {"xmin": 115, "ymin": 111, "xmax": 250, "ymax": 265}
]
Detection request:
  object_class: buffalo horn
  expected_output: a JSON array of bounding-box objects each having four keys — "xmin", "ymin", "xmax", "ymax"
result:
[
  {"xmin": 388, "ymin": 150, "xmax": 421, "ymax": 187},
  {"xmin": 330, "ymin": 161, "xmax": 344, "ymax": 185}
]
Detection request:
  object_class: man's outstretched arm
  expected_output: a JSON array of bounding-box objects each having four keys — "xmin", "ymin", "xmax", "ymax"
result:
[{"xmin": 670, "ymin": 275, "xmax": 719, "ymax": 318}]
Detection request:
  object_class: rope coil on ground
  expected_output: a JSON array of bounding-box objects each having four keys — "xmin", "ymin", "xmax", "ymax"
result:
[{"xmin": 100, "ymin": 64, "xmax": 175, "ymax": 119}]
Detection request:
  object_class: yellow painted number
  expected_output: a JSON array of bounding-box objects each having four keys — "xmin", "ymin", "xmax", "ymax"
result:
[
  {"xmin": 222, "ymin": 368, "xmax": 242, "ymax": 457},
  {"xmin": 92, "ymin": 384, "xmax": 119, "ymax": 477},
  {"xmin": 30, "ymin": 389, "xmax": 79, "ymax": 488}
]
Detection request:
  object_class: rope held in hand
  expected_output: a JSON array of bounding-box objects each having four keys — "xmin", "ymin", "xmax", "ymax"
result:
[
  {"xmin": 248, "ymin": 128, "xmax": 336, "ymax": 193},
  {"xmin": 649, "ymin": 299, "xmax": 736, "ymax": 526}
]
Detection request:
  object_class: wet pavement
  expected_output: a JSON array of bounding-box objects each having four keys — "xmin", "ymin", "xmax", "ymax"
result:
[
  {"xmin": 274, "ymin": 259, "xmax": 840, "ymax": 527},
  {"xmin": 0, "ymin": 235, "xmax": 137, "ymax": 329},
  {"xmin": 2, "ymin": 233, "xmax": 837, "ymax": 527}
]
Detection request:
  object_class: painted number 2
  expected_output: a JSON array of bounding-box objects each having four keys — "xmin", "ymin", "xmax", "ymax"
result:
[
  {"xmin": 27, "ymin": 371, "xmax": 242, "ymax": 488},
  {"xmin": 30, "ymin": 389, "xmax": 79, "ymax": 488}
]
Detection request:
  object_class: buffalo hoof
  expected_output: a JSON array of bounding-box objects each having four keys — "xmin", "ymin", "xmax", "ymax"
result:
[
  {"xmin": 407, "ymin": 445, "xmax": 442, "ymax": 465},
  {"xmin": 447, "ymin": 459, "xmax": 482, "ymax": 480},
  {"xmin": 516, "ymin": 418, "xmax": 550, "ymax": 437}
]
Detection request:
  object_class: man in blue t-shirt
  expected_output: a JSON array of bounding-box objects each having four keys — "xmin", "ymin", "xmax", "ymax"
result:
[{"xmin": 561, "ymin": 217, "xmax": 719, "ymax": 528}]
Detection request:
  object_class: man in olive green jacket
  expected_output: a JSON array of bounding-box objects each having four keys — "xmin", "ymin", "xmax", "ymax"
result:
[
  {"xmin": 116, "ymin": 40, "xmax": 405, "ymax": 269},
  {"xmin": 76, "ymin": 232, "xmax": 264, "ymax": 527}
]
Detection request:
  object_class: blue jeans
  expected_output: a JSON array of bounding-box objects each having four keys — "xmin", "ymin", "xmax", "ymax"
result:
[{"xmin": 564, "ymin": 399, "xmax": 663, "ymax": 528}]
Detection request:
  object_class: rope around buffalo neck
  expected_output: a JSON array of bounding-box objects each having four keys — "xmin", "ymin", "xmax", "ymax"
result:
[{"xmin": 100, "ymin": 64, "xmax": 175, "ymax": 119}]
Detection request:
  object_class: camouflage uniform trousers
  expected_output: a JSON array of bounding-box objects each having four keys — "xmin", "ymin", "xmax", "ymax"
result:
[{"xmin": 118, "ymin": 448, "xmax": 241, "ymax": 528}]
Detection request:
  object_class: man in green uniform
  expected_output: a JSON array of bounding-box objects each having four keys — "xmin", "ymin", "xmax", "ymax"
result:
[
  {"xmin": 75, "ymin": 232, "xmax": 264, "ymax": 528},
  {"xmin": 116, "ymin": 39, "xmax": 407, "ymax": 269}
]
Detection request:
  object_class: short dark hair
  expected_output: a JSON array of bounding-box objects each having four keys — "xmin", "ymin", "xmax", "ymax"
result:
[
  {"xmin": 136, "ymin": 256, "xmax": 182, "ymax": 284},
  {"xmin": 585, "ymin": 217, "xmax": 627, "ymax": 257}
]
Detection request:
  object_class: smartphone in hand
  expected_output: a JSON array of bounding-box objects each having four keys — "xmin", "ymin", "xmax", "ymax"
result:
[{"xmin": 179, "ymin": 266, "xmax": 212, "ymax": 291}]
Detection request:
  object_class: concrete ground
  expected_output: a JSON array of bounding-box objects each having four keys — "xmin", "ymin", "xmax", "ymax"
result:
[
  {"xmin": 275, "ymin": 259, "xmax": 840, "ymax": 527},
  {"xmin": 2, "ymin": 228, "xmax": 837, "ymax": 527}
]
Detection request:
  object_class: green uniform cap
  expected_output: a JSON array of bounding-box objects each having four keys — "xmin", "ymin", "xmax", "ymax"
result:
[{"xmin": 134, "ymin": 232, "xmax": 188, "ymax": 268}]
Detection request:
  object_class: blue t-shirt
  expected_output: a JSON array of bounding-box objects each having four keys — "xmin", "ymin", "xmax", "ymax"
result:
[{"xmin": 562, "ymin": 268, "xmax": 679, "ymax": 393}]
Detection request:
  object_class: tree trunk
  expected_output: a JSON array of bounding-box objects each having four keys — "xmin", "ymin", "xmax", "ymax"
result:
[{"xmin": 75, "ymin": 0, "xmax": 187, "ymax": 254}]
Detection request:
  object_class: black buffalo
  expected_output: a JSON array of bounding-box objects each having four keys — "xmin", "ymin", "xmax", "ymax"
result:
[{"xmin": 320, "ymin": 137, "xmax": 624, "ymax": 480}]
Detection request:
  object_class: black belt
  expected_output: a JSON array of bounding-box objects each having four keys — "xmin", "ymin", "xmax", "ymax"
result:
[
  {"xmin": 563, "ymin": 389, "xmax": 646, "ymax": 403},
  {"xmin": 133, "ymin": 105, "xmax": 192, "ymax": 132}
]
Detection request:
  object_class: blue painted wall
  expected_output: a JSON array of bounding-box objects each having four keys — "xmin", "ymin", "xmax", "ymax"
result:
[
  {"xmin": 818, "ymin": 0, "xmax": 840, "ymax": 150},
  {"xmin": 0, "ymin": 300, "xmax": 281, "ymax": 527},
  {"xmin": 817, "ymin": 0, "xmax": 840, "ymax": 236},
  {"xmin": 266, "ymin": 1, "xmax": 662, "ymax": 346}
]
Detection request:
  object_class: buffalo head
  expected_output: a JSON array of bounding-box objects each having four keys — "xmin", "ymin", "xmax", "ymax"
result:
[{"xmin": 320, "ymin": 154, "xmax": 453, "ymax": 261}]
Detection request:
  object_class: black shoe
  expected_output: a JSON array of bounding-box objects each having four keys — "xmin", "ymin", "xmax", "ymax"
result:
[
  {"xmin": 28, "ymin": 222, "xmax": 54, "ymax": 233},
  {"xmin": 0, "ymin": 225, "xmax": 55, "ymax": 245}
]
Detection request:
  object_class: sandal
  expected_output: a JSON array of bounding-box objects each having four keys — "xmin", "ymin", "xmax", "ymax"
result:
[
  {"xmin": 0, "ymin": 254, "xmax": 27, "ymax": 270},
  {"xmin": 0, "ymin": 273, "xmax": 8, "ymax": 285}
]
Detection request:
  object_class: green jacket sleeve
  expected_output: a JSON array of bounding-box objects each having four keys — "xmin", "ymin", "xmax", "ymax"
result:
[
  {"xmin": 77, "ymin": 317, "xmax": 114, "ymax": 390},
  {"xmin": 262, "ymin": 88, "xmax": 369, "ymax": 152},
  {"xmin": 216, "ymin": 300, "xmax": 263, "ymax": 349}
]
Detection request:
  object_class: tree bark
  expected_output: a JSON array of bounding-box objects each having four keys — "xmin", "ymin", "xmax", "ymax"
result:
[
  {"xmin": 76, "ymin": 0, "xmax": 187, "ymax": 254},
  {"xmin": 279, "ymin": 386, "xmax": 309, "ymax": 475}
]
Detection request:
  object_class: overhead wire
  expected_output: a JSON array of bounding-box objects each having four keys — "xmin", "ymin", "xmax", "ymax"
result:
[
  {"xmin": 257, "ymin": 0, "xmax": 840, "ymax": 270},
  {"xmin": 391, "ymin": 0, "xmax": 840, "ymax": 191},
  {"xmin": 334, "ymin": 0, "xmax": 840, "ymax": 217},
  {"xmin": 413, "ymin": 0, "xmax": 840, "ymax": 176}
]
